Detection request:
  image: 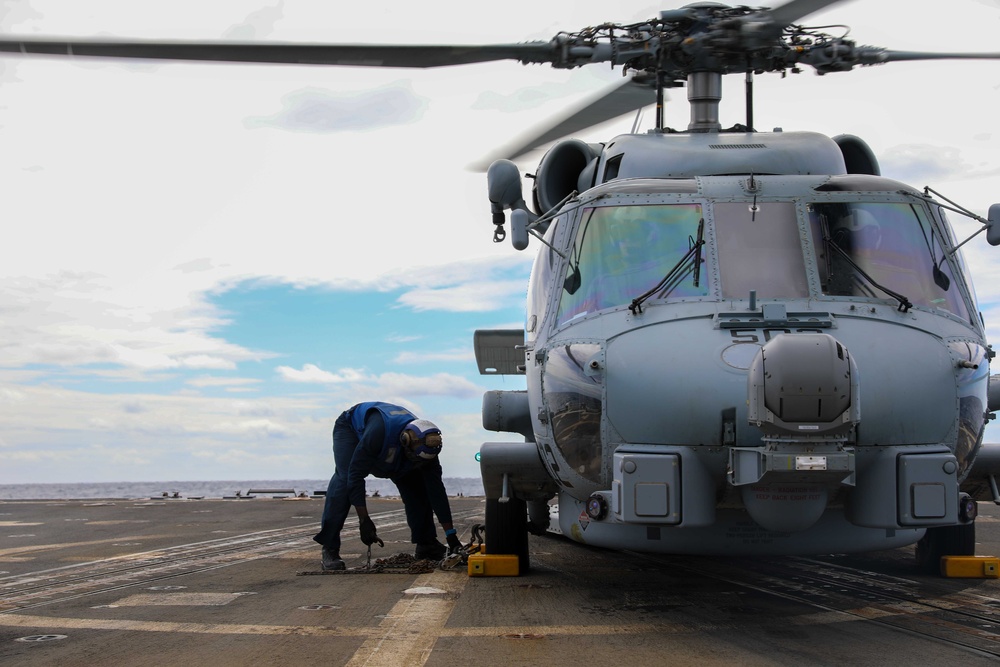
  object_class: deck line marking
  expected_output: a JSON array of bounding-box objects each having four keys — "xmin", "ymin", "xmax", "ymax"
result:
[
  {"xmin": 346, "ymin": 570, "xmax": 466, "ymax": 667},
  {"xmin": 0, "ymin": 613, "xmax": 716, "ymax": 637},
  {"xmin": 0, "ymin": 613, "xmax": 377, "ymax": 636},
  {"xmin": 0, "ymin": 535, "xmax": 173, "ymax": 561}
]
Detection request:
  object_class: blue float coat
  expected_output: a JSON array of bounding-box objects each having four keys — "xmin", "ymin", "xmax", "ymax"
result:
[
  {"xmin": 313, "ymin": 402, "xmax": 454, "ymax": 552},
  {"xmin": 344, "ymin": 403, "xmax": 452, "ymax": 526}
]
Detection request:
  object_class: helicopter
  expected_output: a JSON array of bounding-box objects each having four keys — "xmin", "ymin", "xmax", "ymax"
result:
[
  {"xmin": 3, "ymin": 0, "xmax": 1000, "ymax": 575},
  {"xmin": 468, "ymin": 2, "xmax": 1000, "ymax": 575}
]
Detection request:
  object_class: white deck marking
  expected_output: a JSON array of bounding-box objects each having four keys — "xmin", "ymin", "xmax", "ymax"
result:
[
  {"xmin": 345, "ymin": 570, "xmax": 467, "ymax": 667},
  {"xmin": 0, "ymin": 613, "xmax": 378, "ymax": 636},
  {"xmin": 0, "ymin": 612, "xmax": 700, "ymax": 636}
]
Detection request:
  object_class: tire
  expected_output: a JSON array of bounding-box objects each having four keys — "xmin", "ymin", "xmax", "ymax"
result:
[
  {"xmin": 915, "ymin": 523, "xmax": 976, "ymax": 575},
  {"xmin": 485, "ymin": 496, "xmax": 530, "ymax": 574}
]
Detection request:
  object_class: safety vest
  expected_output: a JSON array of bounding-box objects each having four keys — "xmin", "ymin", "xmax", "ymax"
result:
[{"xmin": 350, "ymin": 402, "xmax": 417, "ymax": 477}]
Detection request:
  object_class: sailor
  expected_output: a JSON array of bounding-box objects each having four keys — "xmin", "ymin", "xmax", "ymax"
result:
[{"xmin": 313, "ymin": 401, "xmax": 462, "ymax": 571}]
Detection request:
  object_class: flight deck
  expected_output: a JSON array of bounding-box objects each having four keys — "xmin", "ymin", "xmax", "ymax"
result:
[{"xmin": 3, "ymin": 495, "xmax": 1000, "ymax": 665}]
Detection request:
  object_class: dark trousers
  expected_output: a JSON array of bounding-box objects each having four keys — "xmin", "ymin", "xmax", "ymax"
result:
[
  {"xmin": 313, "ymin": 412, "xmax": 439, "ymax": 554},
  {"xmin": 313, "ymin": 412, "xmax": 357, "ymax": 554},
  {"xmin": 394, "ymin": 468, "xmax": 438, "ymax": 546}
]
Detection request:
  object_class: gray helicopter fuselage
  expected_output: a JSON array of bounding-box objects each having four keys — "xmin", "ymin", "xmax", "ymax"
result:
[{"xmin": 480, "ymin": 130, "xmax": 991, "ymax": 556}]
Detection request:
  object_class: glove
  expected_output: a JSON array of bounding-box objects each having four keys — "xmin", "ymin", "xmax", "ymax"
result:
[
  {"xmin": 360, "ymin": 517, "xmax": 384, "ymax": 547},
  {"xmin": 446, "ymin": 532, "xmax": 462, "ymax": 554}
]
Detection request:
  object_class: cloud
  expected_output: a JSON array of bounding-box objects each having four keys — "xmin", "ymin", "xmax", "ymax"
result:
[
  {"xmin": 374, "ymin": 255, "xmax": 533, "ymax": 314},
  {"xmin": 396, "ymin": 279, "xmax": 527, "ymax": 313},
  {"xmin": 223, "ymin": 1, "xmax": 285, "ymax": 40},
  {"xmin": 122, "ymin": 400, "xmax": 146, "ymax": 414},
  {"xmin": 0, "ymin": 250, "xmax": 526, "ymax": 390},
  {"xmin": 386, "ymin": 333, "xmax": 422, "ymax": 343},
  {"xmin": 244, "ymin": 83, "xmax": 428, "ymax": 133},
  {"xmin": 376, "ymin": 372, "xmax": 480, "ymax": 398},
  {"xmin": 471, "ymin": 67, "xmax": 620, "ymax": 113},
  {"xmin": 212, "ymin": 418, "xmax": 294, "ymax": 439},
  {"xmin": 276, "ymin": 364, "xmax": 365, "ymax": 384},
  {"xmin": 879, "ymin": 144, "xmax": 1000, "ymax": 185},
  {"xmin": 474, "ymin": 83, "xmax": 574, "ymax": 113},
  {"xmin": 173, "ymin": 258, "xmax": 223, "ymax": 274},
  {"xmin": 274, "ymin": 364, "xmax": 480, "ymax": 398},
  {"xmin": 0, "ymin": 272, "xmax": 270, "ymax": 372},
  {"xmin": 0, "ymin": 387, "xmax": 27, "ymax": 402},
  {"xmin": 86, "ymin": 443, "xmax": 153, "ymax": 467},
  {"xmin": 232, "ymin": 400, "xmax": 276, "ymax": 417},
  {"xmin": 392, "ymin": 349, "xmax": 474, "ymax": 364},
  {"xmin": 186, "ymin": 376, "xmax": 263, "ymax": 389},
  {"xmin": 0, "ymin": 382, "xmax": 336, "ymax": 482}
]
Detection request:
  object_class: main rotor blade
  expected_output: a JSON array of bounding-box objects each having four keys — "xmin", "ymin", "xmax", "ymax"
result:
[
  {"xmin": 868, "ymin": 49, "xmax": 1000, "ymax": 64},
  {"xmin": 470, "ymin": 76, "xmax": 656, "ymax": 170},
  {"xmin": 0, "ymin": 38, "xmax": 553, "ymax": 68}
]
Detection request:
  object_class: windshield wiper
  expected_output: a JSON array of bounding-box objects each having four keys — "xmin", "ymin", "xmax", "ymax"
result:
[
  {"xmin": 563, "ymin": 212, "xmax": 593, "ymax": 295},
  {"xmin": 629, "ymin": 220, "xmax": 705, "ymax": 315},
  {"xmin": 692, "ymin": 217, "xmax": 705, "ymax": 288},
  {"xmin": 821, "ymin": 215, "xmax": 912, "ymax": 313}
]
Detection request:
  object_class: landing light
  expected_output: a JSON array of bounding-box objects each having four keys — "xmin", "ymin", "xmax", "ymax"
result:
[
  {"xmin": 585, "ymin": 494, "xmax": 608, "ymax": 520},
  {"xmin": 960, "ymin": 493, "xmax": 978, "ymax": 523}
]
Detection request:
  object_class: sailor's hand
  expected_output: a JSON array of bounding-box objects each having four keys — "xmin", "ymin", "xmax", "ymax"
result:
[
  {"xmin": 446, "ymin": 532, "xmax": 462, "ymax": 554},
  {"xmin": 360, "ymin": 517, "xmax": 384, "ymax": 547}
]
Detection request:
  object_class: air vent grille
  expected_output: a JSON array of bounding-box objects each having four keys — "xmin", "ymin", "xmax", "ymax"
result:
[{"xmin": 708, "ymin": 144, "xmax": 768, "ymax": 150}]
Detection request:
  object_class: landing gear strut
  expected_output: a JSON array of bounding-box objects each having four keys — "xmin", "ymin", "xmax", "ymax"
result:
[
  {"xmin": 915, "ymin": 522, "xmax": 976, "ymax": 574},
  {"xmin": 485, "ymin": 496, "xmax": 530, "ymax": 574}
]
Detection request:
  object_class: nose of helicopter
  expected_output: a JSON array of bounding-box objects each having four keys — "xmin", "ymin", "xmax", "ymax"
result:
[{"xmin": 598, "ymin": 314, "xmax": 967, "ymax": 534}]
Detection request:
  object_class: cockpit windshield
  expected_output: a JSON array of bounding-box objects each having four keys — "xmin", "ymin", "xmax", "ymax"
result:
[
  {"xmin": 807, "ymin": 201, "xmax": 970, "ymax": 320},
  {"xmin": 556, "ymin": 204, "xmax": 706, "ymax": 326},
  {"xmin": 550, "ymin": 198, "xmax": 972, "ymax": 328},
  {"xmin": 715, "ymin": 201, "xmax": 808, "ymax": 298}
]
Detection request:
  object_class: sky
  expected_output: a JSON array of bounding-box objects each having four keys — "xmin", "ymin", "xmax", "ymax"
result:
[{"xmin": 1, "ymin": 0, "xmax": 1000, "ymax": 484}]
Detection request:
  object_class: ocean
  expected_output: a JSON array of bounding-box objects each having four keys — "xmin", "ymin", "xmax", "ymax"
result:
[{"xmin": 0, "ymin": 477, "xmax": 486, "ymax": 500}]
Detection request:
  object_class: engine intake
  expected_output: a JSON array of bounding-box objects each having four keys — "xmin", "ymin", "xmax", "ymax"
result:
[{"xmin": 533, "ymin": 139, "xmax": 600, "ymax": 214}]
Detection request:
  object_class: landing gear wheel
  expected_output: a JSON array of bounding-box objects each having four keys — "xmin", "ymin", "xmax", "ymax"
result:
[
  {"xmin": 485, "ymin": 497, "xmax": 530, "ymax": 574},
  {"xmin": 915, "ymin": 522, "xmax": 976, "ymax": 575}
]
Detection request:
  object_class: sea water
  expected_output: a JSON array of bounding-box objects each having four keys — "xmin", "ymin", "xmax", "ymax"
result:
[{"xmin": 0, "ymin": 477, "xmax": 485, "ymax": 500}]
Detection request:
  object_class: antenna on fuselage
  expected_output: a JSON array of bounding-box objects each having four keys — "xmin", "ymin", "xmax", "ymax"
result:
[{"xmin": 630, "ymin": 107, "xmax": 645, "ymax": 134}]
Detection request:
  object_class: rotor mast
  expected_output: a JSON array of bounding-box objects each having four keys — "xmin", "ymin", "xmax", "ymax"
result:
[{"xmin": 687, "ymin": 71, "xmax": 723, "ymax": 133}]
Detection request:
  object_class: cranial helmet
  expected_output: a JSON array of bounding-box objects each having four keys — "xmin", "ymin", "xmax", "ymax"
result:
[
  {"xmin": 400, "ymin": 419, "xmax": 443, "ymax": 460},
  {"xmin": 833, "ymin": 207, "xmax": 882, "ymax": 251},
  {"xmin": 844, "ymin": 207, "xmax": 880, "ymax": 233}
]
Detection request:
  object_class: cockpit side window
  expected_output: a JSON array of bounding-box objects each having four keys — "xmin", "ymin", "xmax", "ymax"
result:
[
  {"xmin": 556, "ymin": 204, "xmax": 706, "ymax": 326},
  {"xmin": 936, "ymin": 207, "xmax": 980, "ymax": 316},
  {"xmin": 526, "ymin": 217, "xmax": 559, "ymax": 342},
  {"xmin": 807, "ymin": 201, "xmax": 971, "ymax": 320}
]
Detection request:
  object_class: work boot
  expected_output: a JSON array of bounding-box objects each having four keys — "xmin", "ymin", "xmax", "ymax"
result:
[
  {"xmin": 322, "ymin": 547, "xmax": 345, "ymax": 571},
  {"xmin": 414, "ymin": 539, "xmax": 446, "ymax": 561}
]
